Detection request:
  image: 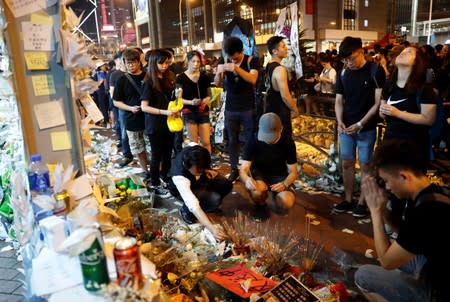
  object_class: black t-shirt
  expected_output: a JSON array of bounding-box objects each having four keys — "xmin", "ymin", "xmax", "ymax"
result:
[
  {"xmin": 175, "ymin": 72, "xmax": 211, "ymax": 113},
  {"xmin": 140, "ymin": 78, "xmax": 175, "ymax": 135},
  {"xmin": 168, "ymin": 145, "xmax": 210, "ymax": 194},
  {"xmin": 109, "ymin": 69, "xmax": 124, "ymax": 88},
  {"xmin": 382, "ymin": 84, "xmax": 435, "ymax": 143},
  {"xmin": 242, "ymin": 133, "xmax": 297, "ymax": 176},
  {"xmin": 335, "ymin": 62, "xmax": 386, "ymax": 131},
  {"xmin": 113, "ymin": 72, "xmax": 146, "ymax": 131},
  {"xmin": 219, "ymin": 55, "xmax": 259, "ymax": 112},
  {"xmin": 396, "ymin": 185, "xmax": 450, "ymax": 301}
]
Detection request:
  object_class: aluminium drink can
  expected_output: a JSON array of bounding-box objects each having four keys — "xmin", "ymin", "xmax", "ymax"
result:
[
  {"xmin": 113, "ymin": 236, "xmax": 143, "ymax": 288},
  {"xmin": 79, "ymin": 229, "xmax": 110, "ymax": 291}
]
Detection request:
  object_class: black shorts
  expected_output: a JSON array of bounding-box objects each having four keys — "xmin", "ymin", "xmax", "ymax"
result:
[
  {"xmin": 251, "ymin": 170, "xmax": 296, "ymax": 195},
  {"xmin": 183, "ymin": 111, "xmax": 210, "ymax": 124}
]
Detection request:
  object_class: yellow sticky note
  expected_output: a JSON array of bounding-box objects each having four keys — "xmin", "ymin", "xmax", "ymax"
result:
[
  {"xmin": 31, "ymin": 13, "xmax": 53, "ymax": 25},
  {"xmin": 24, "ymin": 52, "xmax": 49, "ymax": 70},
  {"xmin": 32, "ymin": 74, "xmax": 56, "ymax": 96},
  {"xmin": 50, "ymin": 131, "xmax": 72, "ymax": 151}
]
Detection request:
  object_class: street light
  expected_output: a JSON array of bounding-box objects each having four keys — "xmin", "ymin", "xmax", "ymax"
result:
[{"xmin": 120, "ymin": 21, "xmax": 133, "ymax": 45}]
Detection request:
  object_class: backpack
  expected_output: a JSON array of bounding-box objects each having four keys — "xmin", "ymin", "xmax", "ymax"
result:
[{"xmin": 415, "ymin": 186, "xmax": 450, "ymax": 208}]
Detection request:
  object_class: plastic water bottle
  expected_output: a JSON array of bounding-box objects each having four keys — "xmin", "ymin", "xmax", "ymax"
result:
[{"xmin": 28, "ymin": 154, "xmax": 50, "ymax": 193}]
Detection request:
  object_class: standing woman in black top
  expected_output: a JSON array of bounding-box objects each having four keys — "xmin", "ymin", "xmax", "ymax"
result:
[
  {"xmin": 141, "ymin": 49, "xmax": 180, "ymax": 193},
  {"xmin": 380, "ymin": 45, "xmax": 436, "ymax": 169},
  {"xmin": 176, "ymin": 51, "xmax": 212, "ymax": 153}
]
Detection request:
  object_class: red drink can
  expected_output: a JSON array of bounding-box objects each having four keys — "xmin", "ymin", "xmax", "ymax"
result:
[{"xmin": 113, "ymin": 237, "xmax": 143, "ymax": 288}]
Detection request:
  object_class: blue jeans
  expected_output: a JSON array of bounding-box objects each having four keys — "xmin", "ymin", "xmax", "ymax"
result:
[
  {"xmin": 339, "ymin": 129, "xmax": 376, "ymax": 164},
  {"xmin": 225, "ymin": 109, "xmax": 254, "ymax": 169},
  {"xmin": 355, "ymin": 255, "xmax": 428, "ymax": 302},
  {"xmin": 112, "ymin": 105, "xmax": 120, "ymax": 140},
  {"xmin": 118, "ymin": 110, "xmax": 132, "ymax": 158}
]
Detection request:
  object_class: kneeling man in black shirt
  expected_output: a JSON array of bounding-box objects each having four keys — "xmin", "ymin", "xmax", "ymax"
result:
[
  {"xmin": 239, "ymin": 113, "xmax": 298, "ymax": 222},
  {"xmin": 168, "ymin": 144, "xmax": 232, "ymax": 240}
]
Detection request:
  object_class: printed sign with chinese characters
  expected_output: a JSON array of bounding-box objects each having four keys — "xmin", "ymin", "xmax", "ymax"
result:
[{"xmin": 22, "ymin": 22, "xmax": 54, "ymax": 51}]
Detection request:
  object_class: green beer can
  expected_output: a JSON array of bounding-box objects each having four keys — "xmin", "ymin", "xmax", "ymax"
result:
[{"xmin": 79, "ymin": 230, "xmax": 110, "ymax": 291}]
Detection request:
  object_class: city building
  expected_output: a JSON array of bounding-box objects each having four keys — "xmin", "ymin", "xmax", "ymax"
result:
[{"xmin": 390, "ymin": 0, "xmax": 450, "ymax": 45}]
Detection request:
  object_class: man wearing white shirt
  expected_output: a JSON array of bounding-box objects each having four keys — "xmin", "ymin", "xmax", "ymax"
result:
[{"xmin": 168, "ymin": 144, "xmax": 232, "ymax": 240}]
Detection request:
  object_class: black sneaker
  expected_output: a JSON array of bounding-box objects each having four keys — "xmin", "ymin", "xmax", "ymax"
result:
[
  {"xmin": 228, "ymin": 168, "xmax": 239, "ymax": 182},
  {"xmin": 252, "ymin": 204, "xmax": 270, "ymax": 222},
  {"xmin": 334, "ymin": 200, "xmax": 355, "ymax": 213},
  {"xmin": 352, "ymin": 204, "xmax": 368, "ymax": 218},
  {"xmin": 151, "ymin": 186, "xmax": 172, "ymax": 198},
  {"xmin": 118, "ymin": 157, "xmax": 133, "ymax": 168},
  {"xmin": 179, "ymin": 206, "xmax": 197, "ymax": 224}
]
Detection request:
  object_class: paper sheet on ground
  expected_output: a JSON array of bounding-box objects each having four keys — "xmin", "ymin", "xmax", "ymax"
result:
[{"xmin": 32, "ymin": 247, "xmax": 83, "ymax": 296}]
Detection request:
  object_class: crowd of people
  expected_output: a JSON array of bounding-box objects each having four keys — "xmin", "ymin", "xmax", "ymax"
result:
[{"xmin": 84, "ymin": 35, "xmax": 450, "ymax": 301}]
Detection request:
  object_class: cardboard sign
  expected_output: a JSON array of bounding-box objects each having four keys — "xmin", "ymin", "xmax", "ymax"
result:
[{"xmin": 206, "ymin": 264, "xmax": 277, "ymax": 298}]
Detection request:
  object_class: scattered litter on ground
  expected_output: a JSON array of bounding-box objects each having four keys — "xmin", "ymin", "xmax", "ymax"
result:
[
  {"xmin": 0, "ymin": 245, "xmax": 13, "ymax": 252},
  {"xmin": 342, "ymin": 228, "xmax": 354, "ymax": 235},
  {"xmin": 365, "ymin": 249, "xmax": 374, "ymax": 259}
]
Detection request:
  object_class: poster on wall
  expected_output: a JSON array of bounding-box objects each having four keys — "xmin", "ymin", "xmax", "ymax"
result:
[
  {"xmin": 134, "ymin": 0, "xmax": 148, "ymax": 22},
  {"xmin": 5, "ymin": 0, "xmax": 57, "ymax": 18}
]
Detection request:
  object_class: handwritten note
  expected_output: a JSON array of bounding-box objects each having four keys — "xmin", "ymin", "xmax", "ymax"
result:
[
  {"xmin": 31, "ymin": 13, "xmax": 53, "ymax": 24},
  {"xmin": 206, "ymin": 264, "xmax": 277, "ymax": 298},
  {"xmin": 32, "ymin": 74, "xmax": 55, "ymax": 96},
  {"xmin": 33, "ymin": 100, "xmax": 66, "ymax": 130},
  {"xmin": 22, "ymin": 22, "xmax": 54, "ymax": 51},
  {"xmin": 5, "ymin": 0, "xmax": 57, "ymax": 18},
  {"xmin": 79, "ymin": 95, "xmax": 104, "ymax": 123},
  {"xmin": 50, "ymin": 131, "xmax": 71, "ymax": 151},
  {"xmin": 24, "ymin": 52, "xmax": 49, "ymax": 70}
]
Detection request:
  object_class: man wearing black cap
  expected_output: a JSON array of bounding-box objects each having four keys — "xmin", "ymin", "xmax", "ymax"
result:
[{"xmin": 239, "ymin": 113, "xmax": 298, "ymax": 221}]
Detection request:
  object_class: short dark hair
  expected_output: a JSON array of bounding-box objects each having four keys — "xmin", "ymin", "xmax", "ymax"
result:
[
  {"xmin": 339, "ymin": 36, "xmax": 362, "ymax": 58},
  {"xmin": 223, "ymin": 36, "xmax": 243, "ymax": 56},
  {"xmin": 108, "ymin": 60, "xmax": 115, "ymax": 69},
  {"xmin": 122, "ymin": 48, "xmax": 141, "ymax": 62},
  {"xmin": 267, "ymin": 36, "xmax": 284, "ymax": 55},
  {"xmin": 372, "ymin": 139, "xmax": 426, "ymax": 176},
  {"xmin": 182, "ymin": 145, "xmax": 211, "ymax": 170},
  {"xmin": 319, "ymin": 53, "xmax": 331, "ymax": 63}
]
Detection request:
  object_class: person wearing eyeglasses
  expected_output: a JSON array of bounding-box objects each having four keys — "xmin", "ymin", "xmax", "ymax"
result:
[
  {"xmin": 113, "ymin": 48, "xmax": 149, "ymax": 177},
  {"xmin": 333, "ymin": 36, "xmax": 386, "ymax": 218}
]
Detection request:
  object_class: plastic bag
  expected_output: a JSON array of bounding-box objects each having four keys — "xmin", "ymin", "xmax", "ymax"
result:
[{"xmin": 167, "ymin": 97, "xmax": 183, "ymax": 132}]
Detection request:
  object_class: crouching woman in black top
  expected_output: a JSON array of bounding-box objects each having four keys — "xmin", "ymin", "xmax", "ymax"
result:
[{"xmin": 168, "ymin": 144, "xmax": 232, "ymax": 240}]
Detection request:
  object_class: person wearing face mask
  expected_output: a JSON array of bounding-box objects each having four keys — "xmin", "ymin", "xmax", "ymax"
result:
[
  {"xmin": 176, "ymin": 51, "xmax": 212, "ymax": 153},
  {"xmin": 168, "ymin": 144, "xmax": 232, "ymax": 241}
]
